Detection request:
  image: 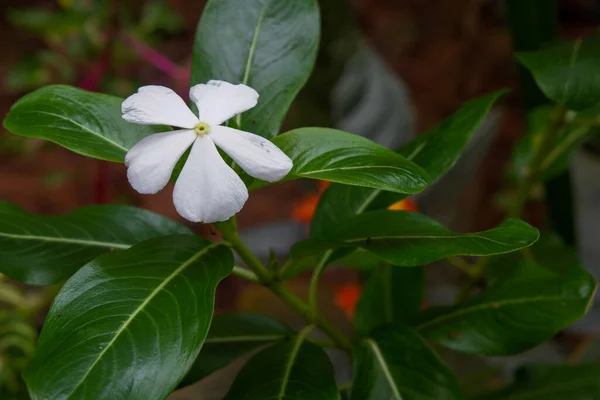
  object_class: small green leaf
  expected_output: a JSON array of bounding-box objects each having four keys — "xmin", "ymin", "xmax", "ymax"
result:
[
  {"xmin": 479, "ymin": 363, "xmax": 600, "ymax": 400},
  {"xmin": 265, "ymin": 127, "xmax": 429, "ymax": 194},
  {"xmin": 293, "ymin": 211, "xmax": 539, "ymax": 266},
  {"xmin": 24, "ymin": 235, "xmax": 233, "ymax": 400},
  {"xmin": 516, "ymin": 33, "xmax": 600, "ymax": 110},
  {"xmin": 351, "ymin": 324, "xmax": 463, "ymax": 400},
  {"xmin": 415, "ymin": 267, "xmax": 596, "ymax": 355},
  {"xmin": 354, "ymin": 266, "xmax": 424, "ymax": 336},
  {"xmin": 311, "ymin": 90, "xmax": 505, "ymax": 238},
  {"xmin": 179, "ymin": 313, "xmax": 292, "ymax": 388},
  {"xmin": 0, "ymin": 202, "xmax": 191, "ymax": 285},
  {"xmin": 192, "ymin": 0, "xmax": 320, "ymax": 139},
  {"xmin": 223, "ymin": 329, "xmax": 338, "ymax": 400},
  {"xmin": 3, "ymin": 85, "xmax": 163, "ymax": 162}
]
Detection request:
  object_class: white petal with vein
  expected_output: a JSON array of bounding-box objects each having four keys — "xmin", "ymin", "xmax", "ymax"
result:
[
  {"xmin": 211, "ymin": 126, "xmax": 293, "ymax": 182},
  {"xmin": 122, "ymin": 86, "xmax": 199, "ymax": 128},
  {"xmin": 173, "ymin": 136, "xmax": 248, "ymax": 223},
  {"xmin": 190, "ymin": 80, "xmax": 258, "ymax": 125},
  {"xmin": 125, "ymin": 129, "xmax": 196, "ymax": 194}
]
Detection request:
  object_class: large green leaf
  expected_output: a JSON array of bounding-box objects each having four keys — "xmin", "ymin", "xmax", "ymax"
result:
[
  {"xmin": 351, "ymin": 324, "xmax": 463, "ymax": 400},
  {"xmin": 223, "ymin": 329, "xmax": 338, "ymax": 400},
  {"xmin": 264, "ymin": 127, "xmax": 429, "ymax": 194},
  {"xmin": 0, "ymin": 202, "xmax": 191, "ymax": 285},
  {"xmin": 415, "ymin": 267, "xmax": 596, "ymax": 356},
  {"xmin": 516, "ymin": 33, "xmax": 600, "ymax": 110},
  {"xmin": 192, "ymin": 0, "xmax": 319, "ymax": 139},
  {"xmin": 293, "ymin": 210, "xmax": 539, "ymax": 266},
  {"xmin": 3, "ymin": 85, "xmax": 163, "ymax": 162},
  {"xmin": 310, "ymin": 91, "xmax": 505, "ymax": 238},
  {"xmin": 24, "ymin": 235, "xmax": 233, "ymax": 400},
  {"xmin": 477, "ymin": 364, "xmax": 600, "ymax": 400},
  {"xmin": 179, "ymin": 313, "xmax": 292, "ymax": 388},
  {"xmin": 479, "ymin": 364, "xmax": 600, "ymax": 400},
  {"xmin": 354, "ymin": 266, "xmax": 424, "ymax": 336}
]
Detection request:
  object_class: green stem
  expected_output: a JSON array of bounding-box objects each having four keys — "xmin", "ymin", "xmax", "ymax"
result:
[
  {"xmin": 219, "ymin": 219, "xmax": 351, "ymax": 351},
  {"xmin": 308, "ymin": 250, "xmax": 333, "ymax": 321},
  {"xmin": 231, "ymin": 266, "xmax": 259, "ymax": 283},
  {"xmin": 509, "ymin": 106, "xmax": 567, "ymax": 218}
]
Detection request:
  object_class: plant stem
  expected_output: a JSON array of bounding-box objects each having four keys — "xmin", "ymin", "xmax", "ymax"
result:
[
  {"xmin": 308, "ymin": 250, "xmax": 332, "ymax": 321},
  {"xmin": 509, "ymin": 105, "xmax": 567, "ymax": 218},
  {"xmin": 231, "ymin": 266, "xmax": 259, "ymax": 283},
  {"xmin": 220, "ymin": 219, "xmax": 351, "ymax": 351}
]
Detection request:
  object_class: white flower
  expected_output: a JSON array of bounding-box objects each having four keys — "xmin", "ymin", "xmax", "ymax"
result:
[{"xmin": 121, "ymin": 81, "xmax": 293, "ymax": 223}]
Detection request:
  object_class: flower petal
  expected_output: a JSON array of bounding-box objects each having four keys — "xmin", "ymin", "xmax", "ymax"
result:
[
  {"xmin": 190, "ymin": 80, "xmax": 258, "ymax": 125},
  {"xmin": 211, "ymin": 126, "xmax": 293, "ymax": 182},
  {"xmin": 125, "ymin": 129, "xmax": 196, "ymax": 194},
  {"xmin": 122, "ymin": 86, "xmax": 199, "ymax": 128},
  {"xmin": 173, "ymin": 135, "xmax": 248, "ymax": 223}
]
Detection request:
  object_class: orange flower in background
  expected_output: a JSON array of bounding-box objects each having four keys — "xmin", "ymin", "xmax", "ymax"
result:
[
  {"xmin": 334, "ymin": 283, "xmax": 362, "ymax": 320},
  {"xmin": 291, "ymin": 181, "xmax": 330, "ymax": 223},
  {"xmin": 387, "ymin": 198, "xmax": 418, "ymax": 212}
]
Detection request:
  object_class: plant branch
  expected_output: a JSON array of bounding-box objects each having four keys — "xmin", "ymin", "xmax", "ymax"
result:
[
  {"xmin": 219, "ymin": 219, "xmax": 351, "ymax": 351},
  {"xmin": 231, "ymin": 266, "xmax": 259, "ymax": 283},
  {"xmin": 308, "ymin": 250, "xmax": 333, "ymax": 321},
  {"xmin": 509, "ymin": 105, "xmax": 567, "ymax": 218}
]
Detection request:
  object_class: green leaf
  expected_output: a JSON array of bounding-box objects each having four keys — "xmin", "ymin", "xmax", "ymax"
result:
[
  {"xmin": 351, "ymin": 324, "xmax": 463, "ymax": 400},
  {"xmin": 415, "ymin": 267, "xmax": 596, "ymax": 356},
  {"xmin": 0, "ymin": 202, "xmax": 191, "ymax": 285},
  {"xmin": 223, "ymin": 329, "xmax": 338, "ymax": 400},
  {"xmin": 479, "ymin": 363, "xmax": 600, "ymax": 400},
  {"xmin": 354, "ymin": 266, "xmax": 424, "ymax": 336},
  {"xmin": 293, "ymin": 210, "xmax": 539, "ymax": 266},
  {"xmin": 24, "ymin": 235, "xmax": 233, "ymax": 400},
  {"xmin": 516, "ymin": 33, "xmax": 600, "ymax": 110},
  {"xmin": 264, "ymin": 127, "xmax": 429, "ymax": 194},
  {"xmin": 311, "ymin": 90, "xmax": 505, "ymax": 238},
  {"xmin": 179, "ymin": 313, "xmax": 292, "ymax": 388},
  {"xmin": 3, "ymin": 85, "xmax": 163, "ymax": 162},
  {"xmin": 192, "ymin": 0, "xmax": 320, "ymax": 139}
]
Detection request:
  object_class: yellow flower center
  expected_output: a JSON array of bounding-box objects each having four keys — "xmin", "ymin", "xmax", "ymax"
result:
[{"xmin": 194, "ymin": 122, "xmax": 210, "ymax": 136}]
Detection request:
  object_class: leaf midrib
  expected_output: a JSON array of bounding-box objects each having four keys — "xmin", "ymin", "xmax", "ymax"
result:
[
  {"xmin": 277, "ymin": 326, "xmax": 313, "ymax": 399},
  {"xmin": 32, "ymin": 110, "xmax": 128, "ymax": 152},
  {"xmin": 364, "ymin": 338, "xmax": 403, "ymax": 399},
  {"xmin": 235, "ymin": 0, "xmax": 270, "ymax": 127},
  {"xmin": 415, "ymin": 295, "xmax": 581, "ymax": 332},
  {"xmin": 0, "ymin": 231, "xmax": 130, "ymax": 249},
  {"xmin": 204, "ymin": 334, "xmax": 286, "ymax": 344},
  {"xmin": 65, "ymin": 242, "xmax": 222, "ymax": 399}
]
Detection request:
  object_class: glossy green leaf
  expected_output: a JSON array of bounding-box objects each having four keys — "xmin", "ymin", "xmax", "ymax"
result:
[
  {"xmin": 265, "ymin": 127, "xmax": 429, "ymax": 194},
  {"xmin": 3, "ymin": 85, "xmax": 163, "ymax": 162},
  {"xmin": 415, "ymin": 267, "xmax": 596, "ymax": 356},
  {"xmin": 223, "ymin": 330, "xmax": 338, "ymax": 400},
  {"xmin": 192, "ymin": 0, "xmax": 319, "ymax": 139},
  {"xmin": 351, "ymin": 324, "xmax": 463, "ymax": 400},
  {"xmin": 354, "ymin": 266, "xmax": 424, "ymax": 336},
  {"xmin": 479, "ymin": 363, "xmax": 600, "ymax": 400},
  {"xmin": 516, "ymin": 33, "xmax": 600, "ymax": 110},
  {"xmin": 24, "ymin": 235, "xmax": 233, "ymax": 400},
  {"xmin": 485, "ymin": 233, "xmax": 579, "ymax": 286},
  {"xmin": 293, "ymin": 210, "xmax": 539, "ymax": 266},
  {"xmin": 0, "ymin": 202, "xmax": 191, "ymax": 285},
  {"xmin": 179, "ymin": 313, "xmax": 292, "ymax": 388},
  {"xmin": 311, "ymin": 91, "xmax": 505, "ymax": 238}
]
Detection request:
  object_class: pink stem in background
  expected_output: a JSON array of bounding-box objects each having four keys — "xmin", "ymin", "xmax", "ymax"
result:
[{"xmin": 124, "ymin": 33, "xmax": 183, "ymax": 79}]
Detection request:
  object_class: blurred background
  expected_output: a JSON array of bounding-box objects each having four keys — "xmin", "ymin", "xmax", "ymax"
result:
[{"xmin": 1, "ymin": 0, "xmax": 600, "ymax": 398}]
